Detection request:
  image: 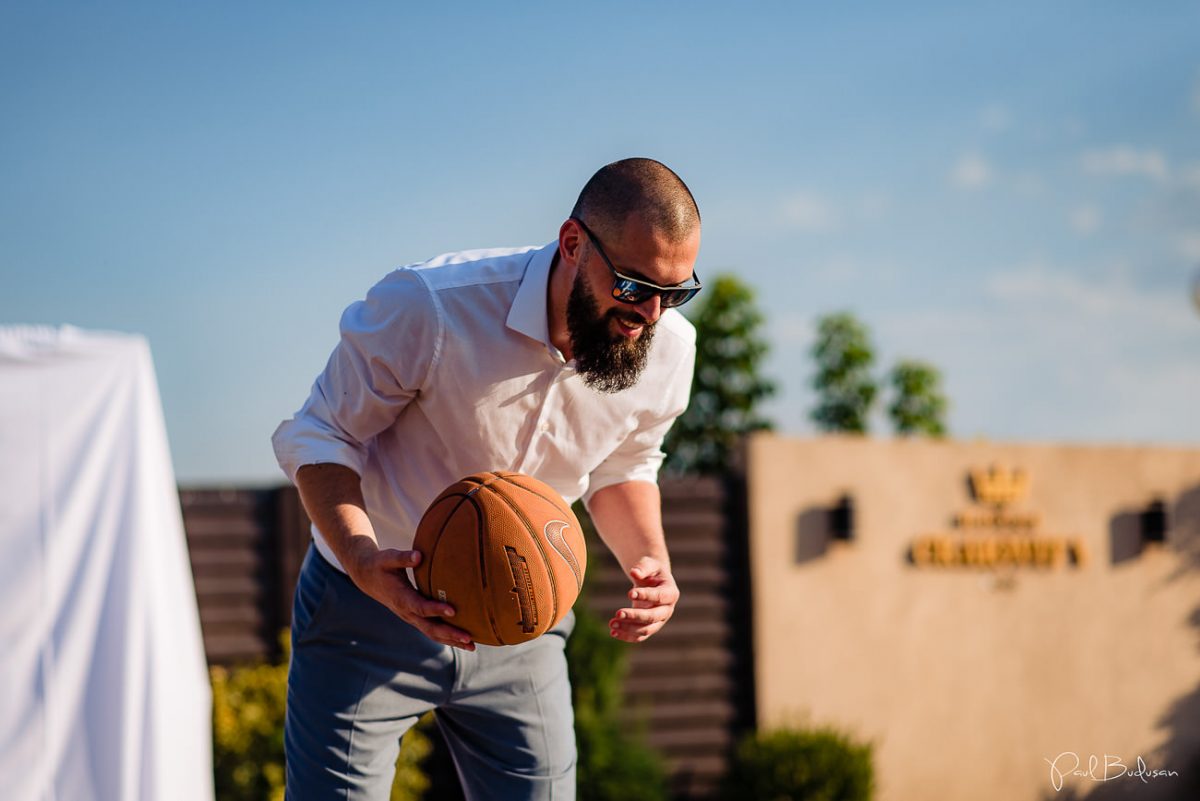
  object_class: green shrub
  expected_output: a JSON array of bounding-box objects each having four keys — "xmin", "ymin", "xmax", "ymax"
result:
[
  {"xmin": 568, "ymin": 600, "xmax": 668, "ymax": 801},
  {"xmin": 722, "ymin": 725, "xmax": 874, "ymax": 801},
  {"xmin": 210, "ymin": 634, "xmax": 432, "ymax": 801},
  {"xmin": 567, "ymin": 502, "xmax": 668, "ymax": 801},
  {"xmin": 211, "ymin": 654, "xmax": 288, "ymax": 801},
  {"xmin": 389, "ymin": 717, "xmax": 433, "ymax": 801}
]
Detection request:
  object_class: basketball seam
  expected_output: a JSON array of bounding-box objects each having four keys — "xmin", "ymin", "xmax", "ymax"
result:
[
  {"xmin": 425, "ymin": 489, "xmax": 504, "ymax": 647},
  {"xmin": 483, "ymin": 481, "xmax": 560, "ymax": 631},
  {"xmin": 468, "ymin": 491, "xmax": 505, "ymax": 645},
  {"xmin": 495, "ymin": 475, "xmax": 584, "ymax": 589},
  {"xmin": 427, "ymin": 493, "xmax": 470, "ymax": 587}
]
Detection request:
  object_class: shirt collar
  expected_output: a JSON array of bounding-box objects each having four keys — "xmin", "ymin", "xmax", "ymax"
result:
[{"xmin": 506, "ymin": 240, "xmax": 561, "ymax": 354}]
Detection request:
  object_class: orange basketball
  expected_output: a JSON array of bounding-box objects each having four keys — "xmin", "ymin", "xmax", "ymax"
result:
[{"xmin": 412, "ymin": 471, "xmax": 587, "ymax": 646}]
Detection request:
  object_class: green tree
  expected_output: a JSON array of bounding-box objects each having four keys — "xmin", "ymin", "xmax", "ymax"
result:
[
  {"xmin": 887, "ymin": 359, "xmax": 948, "ymax": 437},
  {"xmin": 663, "ymin": 274, "xmax": 775, "ymax": 475},
  {"xmin": 810, "ymin": 312, "xmax": 877, "ymax": 434}
]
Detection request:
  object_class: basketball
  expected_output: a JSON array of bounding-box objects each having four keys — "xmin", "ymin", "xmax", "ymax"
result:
[{"xmin": 412, "ymin": 471, "xmax": 587, "ymax": 646}]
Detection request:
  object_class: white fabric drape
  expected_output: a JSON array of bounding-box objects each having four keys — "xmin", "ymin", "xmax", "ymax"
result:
[{"xmin": 0, "ymin": 325, "xmax": 213, "ymax": 801}]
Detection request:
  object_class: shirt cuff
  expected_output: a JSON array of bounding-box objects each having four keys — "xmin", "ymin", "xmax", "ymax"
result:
[{"xmin": 271, "ymin": 419, "xmax": 369, "ymax": 485}]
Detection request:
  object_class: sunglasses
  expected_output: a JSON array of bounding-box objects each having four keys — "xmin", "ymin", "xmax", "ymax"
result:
[{"xmin": 571, "ymin": 217, "xmax": 702, "ymax": 309}]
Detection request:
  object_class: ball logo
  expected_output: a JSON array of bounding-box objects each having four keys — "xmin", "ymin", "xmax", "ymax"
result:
[
  {"xmin": 505, "ymin": 546, "xmax": 538, "ymax": 633},
  {"xmin": 544, "ymin": 520, "xmax": 583, "ymax": 589}
]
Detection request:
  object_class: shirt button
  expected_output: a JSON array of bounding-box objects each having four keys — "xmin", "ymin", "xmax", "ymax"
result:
[{"xmin": 539, "ymin": 422, "xmax": 550, "ymax": 433}]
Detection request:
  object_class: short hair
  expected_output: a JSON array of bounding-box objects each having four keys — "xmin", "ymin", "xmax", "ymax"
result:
[{"xmin": 570, "ymin": 158, "xmax": 700, "ymax": 242}]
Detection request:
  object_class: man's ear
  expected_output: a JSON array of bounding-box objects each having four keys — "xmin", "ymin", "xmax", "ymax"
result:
[{"xmin": 558, "ymin": 218, "xmax": 586, "ymax": 269}]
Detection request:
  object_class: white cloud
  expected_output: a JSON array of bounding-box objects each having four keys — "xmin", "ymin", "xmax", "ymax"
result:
[
  {"xmin": 950, "ymin": 153, "xmax": 992, "ymax": 190},
  {"xmin": 869, "ymin": 265, "xmax": 1200, "ymax": 445},
  {"xmin": 1062, "ymin": 117, "xmax": 1086, "ymax": 139},
  {"xmin": 982, "ymin": 267, "xmax": 1200, "ymax": 440},
  {"xmin": 1179, "ymin": 234, "xmax": 1200, "ymax": 262},
  {"xmin": 1069, "ymin": 206, "xmax": 1102, "ymax": 236},
  {"xmin": 1080, "ymin": 146, "xmax": 1168, "ymax": 180},
  {"xmin": 780, "ymin": 191, "xmax": 840, "ymax": 232},
  {"xmin": 1182, "ymin": 163, "xmax": 1200, "ymax": 189},
  {"xmin": 979, "ymin": 104, "xmax": 1012, "ymax": 133},
  {"xmin": 857, "ymin": 191, "xmax": 892, "ymax": 220},
  {"xmin": 985, "ymin": 264, "xmax": 1195, "ymax": 332},
  {"xmin": 1011, "ymin": 171, "xmax": 1046, "ymax": 196}
]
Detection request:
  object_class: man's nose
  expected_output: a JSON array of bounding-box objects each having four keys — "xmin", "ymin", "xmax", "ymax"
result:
[{"xmin": 633, "ymin": 294, "xmax": 662, "ymax": 323}]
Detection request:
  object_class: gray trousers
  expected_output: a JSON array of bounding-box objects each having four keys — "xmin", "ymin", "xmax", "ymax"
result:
[{"xmin": 285, "ymin": 545, "xmax": 577, "ymax": 800}]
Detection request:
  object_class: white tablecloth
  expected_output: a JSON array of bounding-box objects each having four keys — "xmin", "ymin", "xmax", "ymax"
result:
[{"xmin": 0, "ymin": 325, "xmax": 213, "ymax": 801}]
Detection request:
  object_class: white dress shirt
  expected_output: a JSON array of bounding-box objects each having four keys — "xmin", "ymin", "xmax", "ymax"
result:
[{"xmin": 272, "ymin": 241, "xmax": 696, "ymax": 571}]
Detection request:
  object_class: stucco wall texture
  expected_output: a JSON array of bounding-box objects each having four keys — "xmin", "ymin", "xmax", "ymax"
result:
[{"xmin": 747, "ymin": 433, "xmax": 1200, "ymax": 801}]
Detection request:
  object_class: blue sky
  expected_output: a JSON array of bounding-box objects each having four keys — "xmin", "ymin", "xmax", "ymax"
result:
[{"xmin": 3, "ymin": 2, "xmax": 1199, "ymax": 483}]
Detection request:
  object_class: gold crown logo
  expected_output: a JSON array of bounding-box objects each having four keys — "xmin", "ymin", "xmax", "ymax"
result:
[{"xmin": 970, "ymin": 466, "xmax": 1029, "ymax": 508}]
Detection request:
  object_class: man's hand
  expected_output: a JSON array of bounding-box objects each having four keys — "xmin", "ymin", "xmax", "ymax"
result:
[
  {"xmin": 345, "ymin": 544, "xmax": 476, "ymax": 651},
  {"xmin": 295, "ymin": 463, "xmax": 475, "ymax": 650},
  {"xmin": 608, "ymin": 556, "xmax": 679, "ymax": 643}
]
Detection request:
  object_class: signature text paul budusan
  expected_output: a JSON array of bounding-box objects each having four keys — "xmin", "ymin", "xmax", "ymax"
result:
[{"xmin": 1045, "ymin": 752, "xmax": 1178, "ymax": 792}]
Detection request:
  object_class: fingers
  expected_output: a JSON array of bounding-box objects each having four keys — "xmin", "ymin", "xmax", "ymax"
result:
[
  {"xmin": 629, "ymin": 557, "xmax": 666, "ymax": 585},
  {"xmin": 613, "ymin": 607, "xmax": 669, "ymax": 627},
  {"xmin": 408, "ymin": 615, "xmax": 476, "ymax": 651},
  {"xmin": 349, "ymin": 549, "xmax": 475, "ymax": 649},
  {"xmin": 609, "ymin": 618, "xmax": 663, "ymax": 642},
  {"xmin": 612, "ymin": 561, "xmax": 680, "ymax": 642},
  {"xmin": 391, "ymin": 585, "xmax": 474, "ymax": 649},
  {"xmin": 375, "ymin": 548, "xmax": 422, "ymax": 570},
  {"xmin": 627, "ymin": 585, "xmax": 677, "ymax": 607},
  {"xmin": 366, "ymin": 555, "xmax": 456, "ymax": 618},
  {"xmin": 408, "ymin": 593, "xmax": 458, "ymax": 620},
  {"xmin": 609, "ymin": 605, "xmax": 672, "ymax": 642},
  {"xmin": 390, "ymin": 581, "xmax": 457, "ymax": 620}
]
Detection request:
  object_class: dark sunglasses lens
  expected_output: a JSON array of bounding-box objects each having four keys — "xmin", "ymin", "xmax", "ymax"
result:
[
  {"xmin": 612, "ymin": 279, "xmax": 653, "ymax": 304},
  {"xmin": 660, "ymin": 287, "xmax": 699, "ymax": 308},
  {"xmin": 611, "ymin": 274, "xmax": 700, "ymax": 308}
]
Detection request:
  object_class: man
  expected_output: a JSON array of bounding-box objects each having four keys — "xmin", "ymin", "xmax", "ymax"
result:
[{"xmin": 272, "ymin": 157, "xmax": 702, "ymax": 800}]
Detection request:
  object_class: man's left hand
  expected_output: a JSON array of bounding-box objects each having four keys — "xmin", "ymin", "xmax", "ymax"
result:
[{"xmin": 608, "ymin": 557, "xmax": 679, "ymax": 643}]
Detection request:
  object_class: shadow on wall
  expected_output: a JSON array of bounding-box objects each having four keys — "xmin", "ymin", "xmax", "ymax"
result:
[
  {"xmin": 795, "ymin": 507, "xmax": 832, "ymax": 564},
  {"xmin": 1045, "ymin": 483, "xmax": 1200, "ymax": 801},
  {"xmin": 1110, "ymin": 496, "xmax": 1175, "ymax": 566},
  {"xmin": 1108, "ymin": 510, "xmax": 1142, "ymax": 566},
  {"xmin": 795, "ymin": 497, "xmax": 855, "ymax": 564}
]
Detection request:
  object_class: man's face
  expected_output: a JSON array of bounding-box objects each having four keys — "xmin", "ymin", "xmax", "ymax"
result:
[
  {"xmin": 566, "ymin": 217, "xmax": 700, "ymax": 393},
  {"xmin": 566, "ymin": 263, "xmax": 657, "ymax": 393}
]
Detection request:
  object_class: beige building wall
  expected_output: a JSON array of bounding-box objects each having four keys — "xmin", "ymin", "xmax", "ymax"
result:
[{"xmin": 747, "ymin": 433, "xmax": 1200, "ymax": 801}]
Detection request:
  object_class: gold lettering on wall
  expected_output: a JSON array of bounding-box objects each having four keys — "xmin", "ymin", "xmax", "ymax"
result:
[
  {"xmin": 911, "ymin": 535, "xmax": 1086, "ymax": 569},
  {"xmin": 909, "ymin": 466, "xmax": 1087, "ymax": 571},
  {"xmin": 970, "ymin": 465, "xmax": 1030, "ymax": 507}
]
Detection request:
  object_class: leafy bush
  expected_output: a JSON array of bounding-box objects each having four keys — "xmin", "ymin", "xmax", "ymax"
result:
[
  {"xmin": 567, "ymin": 502, "xmax": 668, "ymax": 801},
  {"xmin": 210, "ymin": 654, "xmax": 288, "ymax": 801},
  {"xmin": 722, "ymin": 725, "xmax": 874, "ymax": 801},
  {"xmin": 389, "ymin": 718, "xmax": 433, "ymax": 801},
  {"xmin": 568, "ymin": 599, "xmax": 667, "ymax": 801},
  {"xmin": 210, "ymin": 634, "xmax": 431, "ymax": 801}
]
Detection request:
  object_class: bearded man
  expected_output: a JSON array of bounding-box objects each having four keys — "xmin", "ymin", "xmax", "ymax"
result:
[{"xmin": 272, "ymin": 157, "xmax": 702, "ymax": 801}]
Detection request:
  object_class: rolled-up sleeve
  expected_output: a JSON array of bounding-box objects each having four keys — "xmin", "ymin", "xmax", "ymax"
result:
[
  {"xmin": 583, "ymin": 342, "xmax": 695, "ymax": 502},
  {"xmin": 271, "ymin": 268, "xmax": 441, "ymax": 484}
]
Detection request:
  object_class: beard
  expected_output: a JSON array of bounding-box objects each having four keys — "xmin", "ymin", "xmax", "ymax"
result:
[{"xmin": 566, "ymin": 264, "xmax": 657, "ymax": 393}]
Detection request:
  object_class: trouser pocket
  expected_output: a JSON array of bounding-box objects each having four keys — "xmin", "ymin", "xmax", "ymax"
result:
[{"xmin": 291, "ymin": 544, "xmax": 338, "ymax": 647}]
